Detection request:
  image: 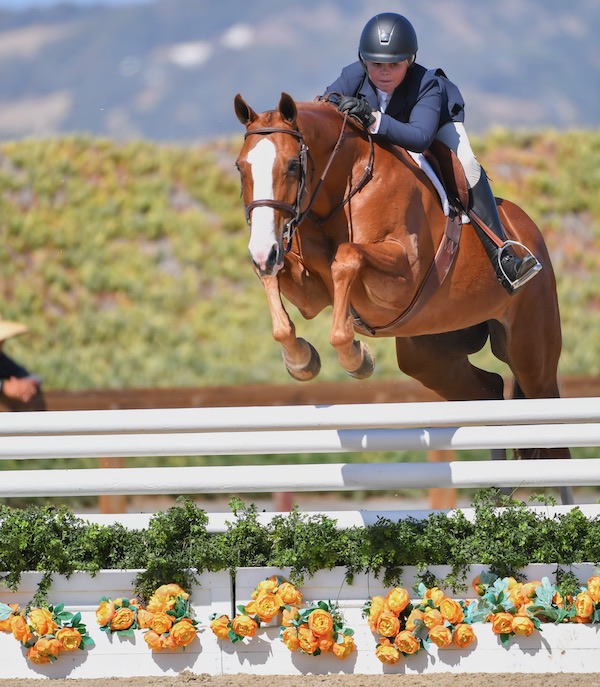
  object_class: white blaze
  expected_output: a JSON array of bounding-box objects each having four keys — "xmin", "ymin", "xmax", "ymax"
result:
[{"xmin": 246, "ymin": 138, "xmax": 280, "ymax": 270}]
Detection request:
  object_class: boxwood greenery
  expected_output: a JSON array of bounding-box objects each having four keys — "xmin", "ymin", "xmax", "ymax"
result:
[{"xmin": 0, "ymin": 491, "xmax": 597, "ymax": 605}]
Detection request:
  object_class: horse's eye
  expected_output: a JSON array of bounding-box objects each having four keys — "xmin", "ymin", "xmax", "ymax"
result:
[{"xmin": 287, "ymin": 159, "xmax": 300, "ymax": 176}]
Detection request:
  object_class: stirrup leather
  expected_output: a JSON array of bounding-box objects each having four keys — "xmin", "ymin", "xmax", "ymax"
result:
[{"xmin": 497, "ymin": 240, "xmax": 543, "ymax": 290}]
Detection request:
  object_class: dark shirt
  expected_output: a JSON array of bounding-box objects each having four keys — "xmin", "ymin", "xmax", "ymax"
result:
[
  {"xmin": 324, "ymin": 61, "xmax": 465, "ymax": 152},
  {"xmin": 0, "ymin": 351, "xmax": 30, "ymax": 380}
]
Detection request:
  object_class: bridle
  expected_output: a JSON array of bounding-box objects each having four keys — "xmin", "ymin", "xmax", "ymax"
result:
[
  {"xmin": 242, "ymin": 127, "xmax": 310, "ymax": 252},
  {"xmin": 242, "ymin": 112, "xmax": 374, "ymax": 252}
]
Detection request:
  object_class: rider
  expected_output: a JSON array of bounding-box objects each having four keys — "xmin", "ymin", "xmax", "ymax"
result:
[{"xmin": 322, "ymin": 12, "xmax": 542, "ymax": 294}]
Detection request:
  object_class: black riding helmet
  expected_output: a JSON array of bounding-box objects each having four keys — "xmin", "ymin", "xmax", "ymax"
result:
[{"xmin": 358, "ymin": 13, "xmax": 418, "ymax": 64}]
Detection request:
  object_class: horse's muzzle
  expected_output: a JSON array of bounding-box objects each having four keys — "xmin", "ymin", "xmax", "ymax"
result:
[{"xmin": 251, "ymin": 242, "xmax": 283, "ymax": 277}]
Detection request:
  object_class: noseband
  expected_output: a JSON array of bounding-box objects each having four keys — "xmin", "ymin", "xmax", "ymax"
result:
[
  {"xmin": 242, "ymin": 113, "xmax": 374, "ymax": 252},
  {"xmin": 243, "ymin": 127, "xmax": 310, "ymax": 251}
]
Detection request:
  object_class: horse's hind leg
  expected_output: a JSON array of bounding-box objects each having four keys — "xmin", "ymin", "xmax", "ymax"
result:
[
  {"xmin": 488, "ymin": 311, "xmax": 574, "ymax": 504},
  {"xmin": 395, "ymin": 326, "xmax": 505, "ymax": 401}
]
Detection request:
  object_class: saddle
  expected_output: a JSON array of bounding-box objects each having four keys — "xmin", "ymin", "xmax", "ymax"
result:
[{"xmin": 423, "ymin": 140, "xmax": 470, "ymax": 214}]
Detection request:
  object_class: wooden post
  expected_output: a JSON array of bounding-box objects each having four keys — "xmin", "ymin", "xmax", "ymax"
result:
[
  {"xmin": 98, "ymin": 456, "xmax": 128, "ymax": 514},
  {"xmin": 272, "ymin": 491, "xmax": 293, "ymax": 512},
  {"xmin": 428, "ymin": 449, "xmax": 457, "ymax": 510}
]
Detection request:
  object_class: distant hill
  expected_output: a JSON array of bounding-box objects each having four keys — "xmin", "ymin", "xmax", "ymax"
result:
[{"xmin": 0, "ymin": 0, "xmax": 598, "ymax": 142}]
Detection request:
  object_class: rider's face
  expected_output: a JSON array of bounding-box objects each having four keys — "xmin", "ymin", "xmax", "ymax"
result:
[{"xmin": 365, "ymin": 60, "xmax": 410, "ymax": 93}]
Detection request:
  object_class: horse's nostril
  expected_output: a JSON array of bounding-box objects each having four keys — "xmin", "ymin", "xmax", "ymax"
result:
[{"xmin": 266, "ymin": 244, "xmax": 280, "ymax": 269}]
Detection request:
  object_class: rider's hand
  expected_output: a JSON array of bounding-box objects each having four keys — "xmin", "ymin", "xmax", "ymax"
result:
[{"xmin": 337, "ymin": 96, "xmax": 376, "ymax": 128}]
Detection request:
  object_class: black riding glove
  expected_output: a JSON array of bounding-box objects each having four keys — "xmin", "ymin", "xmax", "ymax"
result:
[{"xmin": 337, "ymin": 96, "xmax": 376, "ymax": 128}]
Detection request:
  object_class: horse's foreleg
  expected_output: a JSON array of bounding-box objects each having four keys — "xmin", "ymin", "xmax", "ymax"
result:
[
  {"xmin": 329, "ymin": 247, "xmax": 375, "ymax": 378},
  {"xmin": 261, "ymin": 275, "xmax": 321, "ymax": 381}
]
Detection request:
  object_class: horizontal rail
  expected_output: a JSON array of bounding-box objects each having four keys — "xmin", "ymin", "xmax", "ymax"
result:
[
  {"xmin": 0, "ymin": 459, "xmax": 598, "ymax": 497},
  {"xmin": 0, "ymin": 423, "xmax": 598, "ymax": 459},
  {"xmin": 0, "ymin": 397, "xmax": 599, "ymax": 436},
  {"xmin": 81, "ymin": 504, "xmax": 600, "ymax": 532}
]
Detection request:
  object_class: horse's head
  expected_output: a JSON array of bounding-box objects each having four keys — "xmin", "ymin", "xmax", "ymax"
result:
[{"xmin": 234, "ymin": 92, "xmax": 309, "ymax": 277}]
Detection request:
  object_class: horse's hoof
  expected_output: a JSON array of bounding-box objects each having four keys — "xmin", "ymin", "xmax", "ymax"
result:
[
  {"xmin": 283, "ymin": 339, "xmax": 321, "ymax": 382},
  {"xmin": 347, "ymin": 341, "xmax": 375, "ymax": 379}
]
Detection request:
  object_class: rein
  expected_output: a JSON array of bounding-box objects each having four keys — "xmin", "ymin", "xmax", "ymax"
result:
[{"xmin": 243, "ymin": 113, "xmax": 374, "ymax": 251}]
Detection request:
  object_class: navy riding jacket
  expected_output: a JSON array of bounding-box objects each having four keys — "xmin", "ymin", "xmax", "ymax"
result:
[{"xmin": 323, "ymin": 61, "xmax": 465, "ymax": 153}]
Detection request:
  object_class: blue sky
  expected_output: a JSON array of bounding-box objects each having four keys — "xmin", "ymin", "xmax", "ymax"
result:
[{"xmin": 0, "ymin": 0, "xmax": 149, "ymax": 7}]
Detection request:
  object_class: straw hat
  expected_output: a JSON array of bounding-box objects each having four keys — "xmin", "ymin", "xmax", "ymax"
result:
[{"xmin": 0, "ymin": 318, "xmax": 29, "ymax": 343}]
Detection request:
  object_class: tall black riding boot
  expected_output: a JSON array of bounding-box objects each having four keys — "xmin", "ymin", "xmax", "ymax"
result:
[{"xmin": 470, "ymin": 172, "xmax": 542, "ymax": 294}]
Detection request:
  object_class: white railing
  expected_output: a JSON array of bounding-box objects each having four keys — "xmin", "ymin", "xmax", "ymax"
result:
[{"xmin": 1, "ymin": 397, "xmax": 599, "ymax": 527}]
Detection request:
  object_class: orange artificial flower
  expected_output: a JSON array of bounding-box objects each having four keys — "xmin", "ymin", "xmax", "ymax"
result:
[
  {"xmin": 281, "ymin": 627, "xmax": 300, "ymax": 652},
  {"xmin": 32, "ymin": 637, "xmax": 62, "ymax": 661},
  {"xmin": 96, "ymin": 600, "xmax": 116, "ymax": 627},
  {"xmin": 307, "ymin": 609, "xmax": 334, "ymax": 637},
  {"xmin": 55, "ymin": 627, "xmax": 82, "ymax": 651},
  {"xmin": 210, "ymin": 614, "xmax": 231, "ymax": 640},
  {"xmin": 297, "ymin": 624, "xmax": 319, "ymax": 654},
  {"xmin": 11, "ymin": 615, "xmax": 33, "ymax": 645},
  {"xmin": 136, "ymin": 608, "xmax": 154, "ymax": 629},
  {"xmin": 386, "ymin": 587, "xmax": 410, "ymax": 614},
  {"xmin": 255, "ymin": 591, "xmax": 283, "ymax": 622},
  {"xmin": 277, "ymin": 582, "xmax": 302, "ymax": 606},
  {"xmin": 318, "ymin": 635, "xmax": 334, "ymax": 653},
  {"xmin": 110, "ymin": 607, "xmax": 136, "ymax": 631},
  {"xmin": 439, "ymin": 597, "xmax": 464, "ymax": 625},
  {"xmin": 453, "ymin": 623, "xmax": 476, "ymax": 648},
  {"xmin": 332, "ymin": 634, "xmax": 355, "ymax": 659},
  {"xmin": 252, "ymin": 577, "xmax": 279, "ymax": 598},
  {"xmin": 170, "ymin": 618, "xmax": 197, "ymax": 647},
  {"xmin": 367, "ymin": 595, "xmax": 386, "ymax": 633},
  {"xmin": 281, "ymin": 607, "xmax": 299, "ymax": 627},
  {"xmin": 231, "ymin": 615, "xmax": 258, "ymax": 639},
  {"xmin": 575, "ymin": 592, "xmax": 595, "ymax": 619},
  {"xmin": 428, "ymin": 624, "xmax": 452, "ymax": 649},
  {"xmin": 375, "ymin": 638, "xmax": 401, "ymax": 665},
  {"xmin": 143, "ymin": 630, "xmax": 163, "ymax": 651},
  {"xmin": 28, "ymin": 608, "xmax": 58, "ymax": 637},
  {"xmin": 424, "ymin": 586, "xmax": 445, "ymax": 606},
  {"xmin": 376, "ymin": 611, "xmax": 401, "ymax": 638},
  {"xmin": 587, "ymin": 576, "xmax": 600, "ymax": 603},
  {"xmin": 394, "ymin": 629, "xmax": 420, "ymax": 655},
  {"xmin": 422, "ymin": 607, "xmax": 444, "ymax": 629},
  {"xmin": 512, "ymin": 615, "xmax": 535, "ymax": 636},
  {"xmin": 405, "ymin": 608, "xmax": 424, "ymax": 632},
  {"xmin": 491, "ymin": 612, "xmax": 514, "ymax": 635},
  {"xmin": 0, "ymin": 604, "xmax": 19, "ymax": 632},
  {"xmin": 521, "ymin": 581, "xmax": 542, "ymax": 600}
]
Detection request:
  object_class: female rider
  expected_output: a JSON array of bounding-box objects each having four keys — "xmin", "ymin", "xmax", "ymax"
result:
[{"xmin": 323, "ymin": 12, "xmax": 541, "ymax": 293}]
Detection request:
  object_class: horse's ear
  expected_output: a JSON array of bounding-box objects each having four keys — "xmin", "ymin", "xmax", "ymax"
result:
[
  {"xmin": 234, "ymin": 94, "xmax": 257, "ymax": 125},
  {"xmin": 278, "ymin": 92, "xmax": 297, "ymax": 124}
]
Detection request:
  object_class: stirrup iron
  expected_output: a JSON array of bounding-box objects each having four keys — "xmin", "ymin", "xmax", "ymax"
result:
[{"xmin": 498, "ymin": 240, "xmax": 543, "ymax": 291}]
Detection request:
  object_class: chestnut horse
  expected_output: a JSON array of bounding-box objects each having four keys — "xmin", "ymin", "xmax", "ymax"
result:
[{"xmin": 234, "ymin": 92, "xmax": 572, "ymax": 502}]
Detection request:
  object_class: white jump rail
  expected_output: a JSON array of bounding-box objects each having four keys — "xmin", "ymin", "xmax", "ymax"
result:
[
  {"xmin": 0, "ymin": 396, "xmax": 598, "ymax": 434},
  {"xmin": 0, "ymin": 397, "xmax": 598, "ymax": 504}
]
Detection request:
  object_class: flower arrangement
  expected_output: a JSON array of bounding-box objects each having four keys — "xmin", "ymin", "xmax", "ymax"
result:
[
  {"xmin": 469, "ymin": 571, "xmax": 600, "ymax": 644},
  {"xmin": 280, "ymin": 599, "xmax": 355, "ymax": 659},
  {"xmin": 363, "ymin": 585, "xmax": 422, "ymax": 665},
  {"xmin": 411, "ymin": 583, "xmax": 483, "ymax": 651},
  {"xmin": 364, "ymin": 584, "xmax": 481, "ymax": 665},
  {"xmin": 210, "ymin": 575, "xmax": 302, "ymax": 643},
  {"xmin": 96, "ymin": 584, "xmax": 197, "ymax": 651},
  {"xmin": 0, "ymin": 601, "xmax": 93, "ymax": 664},
  {"xmin": 139, "ymin": 583, "xmax": 198, "ymax": 651},
  {"xmin": 96, "ymin": 596, "xmax": 141, "ymax": 637}
]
